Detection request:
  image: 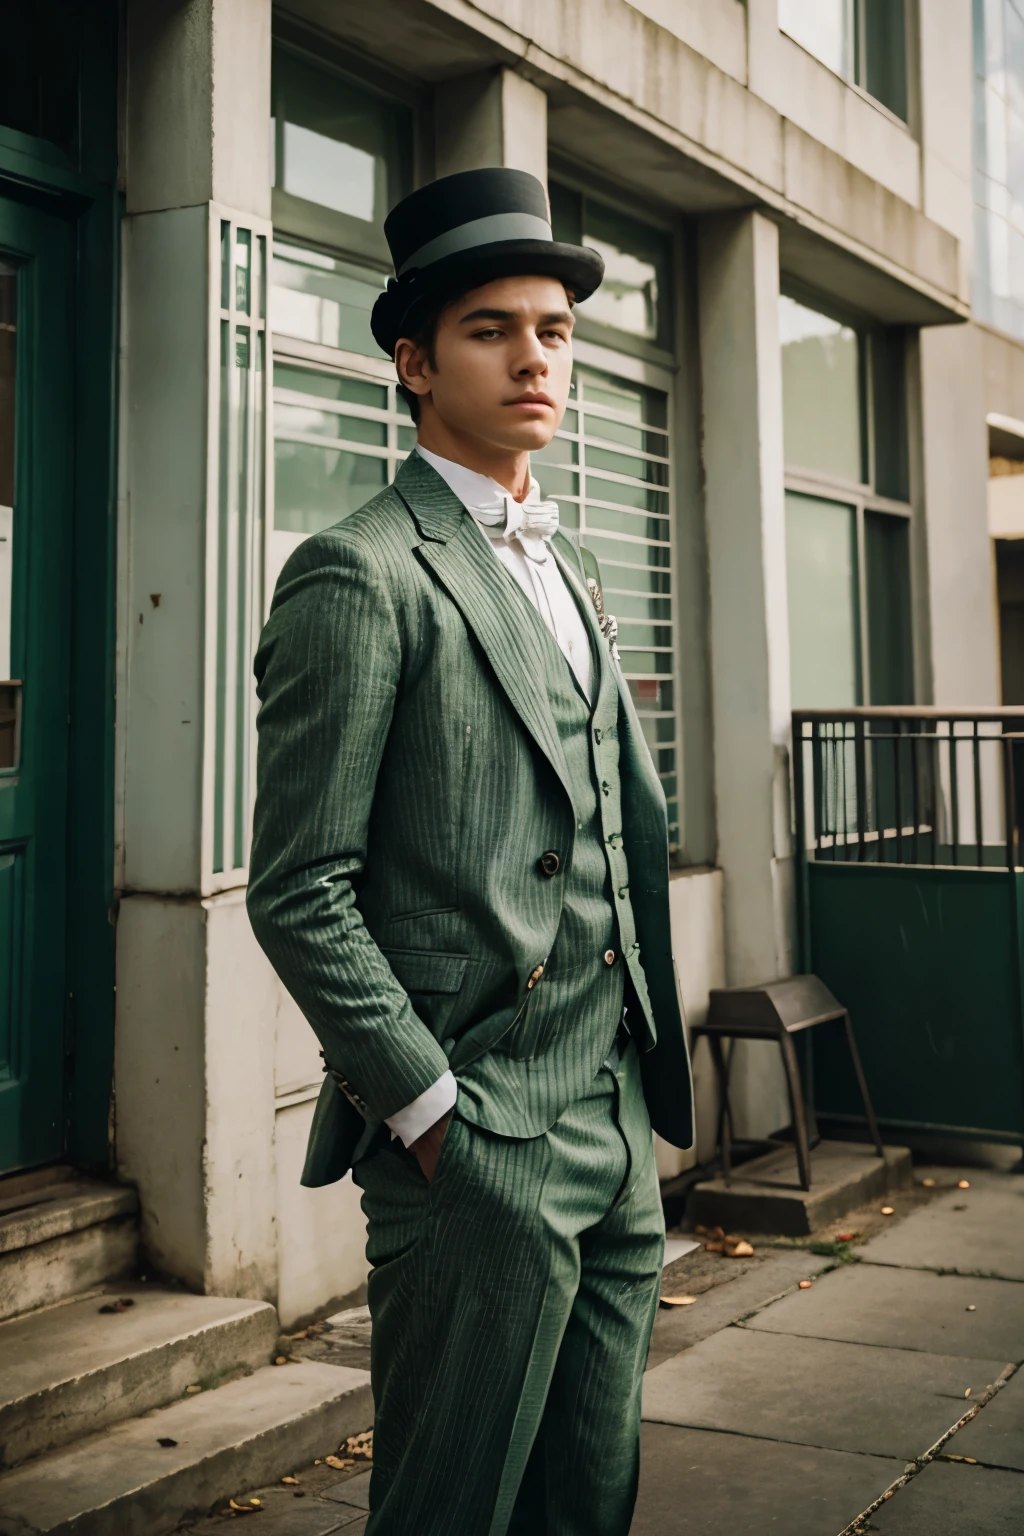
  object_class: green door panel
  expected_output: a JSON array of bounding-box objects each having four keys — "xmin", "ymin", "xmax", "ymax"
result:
[
  {"xmin": 808, "ymin": 862, "xmax": 1024, "ymax": 1140},
  {"xmin": 0, "ymin": 196, "xmax": 74, "ymax": 1172}
]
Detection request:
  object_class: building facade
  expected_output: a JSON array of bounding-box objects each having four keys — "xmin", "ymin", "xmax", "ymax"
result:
[{"xmin": 2, "ymin": 0, "xmax": 1014, "ymax": 1326}]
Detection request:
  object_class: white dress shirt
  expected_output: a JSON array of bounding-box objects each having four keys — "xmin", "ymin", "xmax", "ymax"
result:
[{"xmin": 384, "ymin": 444, "xmax": 593, "ymax": 1149}]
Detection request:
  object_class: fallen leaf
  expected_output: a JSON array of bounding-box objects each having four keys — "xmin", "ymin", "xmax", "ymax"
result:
[
  {"xmin": 274, "ymin": 1356, "xmax": 288, "ymax": 1366},
  {"xmin": 704, "ymin": 1240, "xmax": 724, "ymax": 1253},
  {"xmin": 325, "ymin": 1455, "xmax": 354, "ymax": 1470},
  {"xmin": 958, "ymin": 1179, "xmax": 971, "ymax": 1190},
  {"xmin": 228, "ymin": 1500, "xmax": 255, "ymax": 1514},
  {"xmin": 966, "ymin": 1305, "xmax": 976, "ymax": 1313},
  {"xmin": 922, "ymin": 1178, "xmax": 936, "ymax": 1188},
  {"xmin": 965, "ymin": 1457, "xmax": 978, "ymax": 1464},
  {"xmin": 185, "ymin": 1384, "xmax": 202, "ymax": 1395},
  {"xmin": 881, "ymin": 1206, "xmax": 895, "ymax": 1216},
  {"xmin": 280, "ymin": 1476, "xmax": 299, "ymax": 1486},
  {"xmin": 98, "ymin": 1298, "xmax": 135, "ymax": 1314},
  {"xmin": 157, "ymin": 1437, "xmax": 178, "ymax": 1448},
  {"xmin": 659, "ymin": 1294, "xmax": 697, "ymax": 1307},
  {"xmin": 798, "ymin": 1280, "xmax": 813, "ymax": 1290},
  {"xmin": 694, "ymin": 1224, "xmax": 708, "ymax": 1235},
  {"xmin": 249, "ymin": 1500, "xmax": 261, "ymax": 1508},
  {"xmin": 836, "ymin": 1233, "xmax": 857, "ymax": 1243},
  {"xmin": 724, "ymin": 1239, "xmax": 754, "ymax": 1258},
  {"xmin": 314, "ymin": 1459, "xmax": 321, "ymax": 1466},
  {"xmin": 965, "ymin": 1387, "xmax": 972, "ymax": 1398}
]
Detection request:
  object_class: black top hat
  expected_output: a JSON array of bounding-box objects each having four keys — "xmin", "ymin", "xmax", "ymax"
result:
[{"xmin": 370, "ymin": 167, "xmax": 604, "ymax": 357}]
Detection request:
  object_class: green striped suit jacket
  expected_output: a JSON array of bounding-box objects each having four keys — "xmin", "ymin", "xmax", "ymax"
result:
[{"xmin": 247, "ymin": 451, "xmax": 693, "ymax": 1183}]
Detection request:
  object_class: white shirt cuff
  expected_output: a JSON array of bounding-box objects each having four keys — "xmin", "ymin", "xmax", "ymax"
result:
[{"xmin": 384, "ymin": 1071, "xmax": 458, "ymax": 1147}]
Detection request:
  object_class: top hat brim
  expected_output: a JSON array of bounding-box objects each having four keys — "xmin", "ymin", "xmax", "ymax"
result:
[{"xmin": 371, "ymin": 239, "xmax": 605, "ymax": 357}]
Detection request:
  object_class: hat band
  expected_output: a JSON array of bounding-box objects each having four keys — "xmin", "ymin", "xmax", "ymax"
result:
[{"xmin": 397, "ymin": 211, "xmax": 553, "ymax": 276}]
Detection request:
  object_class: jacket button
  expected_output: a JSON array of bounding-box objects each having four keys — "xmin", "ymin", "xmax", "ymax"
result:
[
  {"xmin": 603, "ymin": 949, "xmax": 617, "ymax": 966},
  {"xmin": 538, "ymin": 851, "xmax": 561, "ymax": 876},
  {"xmin": 527, "ymin": 964, "xmax": 545, "ymax": 989}
]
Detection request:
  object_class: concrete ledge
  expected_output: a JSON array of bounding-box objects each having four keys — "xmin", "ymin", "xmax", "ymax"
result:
[
  {"xmin": 0, "ymin": 1361, "xmax": 373, "ymax": 1536},
  {"xmin": 688, "ymin": 1141, "xmax": 913, "ymax": 1236},
  {"xmin": 0, "ymin": 1287, "xmax": 279, "ymax": 1469}
]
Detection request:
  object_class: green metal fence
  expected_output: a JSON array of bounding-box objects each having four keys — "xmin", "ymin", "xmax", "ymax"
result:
[{"xmin": 793, "ymin": 708, "xmax": 1024, "ymax": 1146}]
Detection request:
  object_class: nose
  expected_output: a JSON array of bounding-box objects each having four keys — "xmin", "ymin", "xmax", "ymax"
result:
[{"xmin": 514, "ymin": 333, "xmax": 548, "ymax": 378}]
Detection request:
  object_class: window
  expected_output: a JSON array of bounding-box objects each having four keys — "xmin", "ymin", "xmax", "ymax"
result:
[
  {"xmin": 973, "ymin": 0, "xmax": 1024, "ymax": 339},
  {"xmin": 781, "ymin": 293, "xmax": 913, "ymax": 708},
  {"xmin": 550, "ymin": 181, "xmax": 674, "ymax": 355},
  {"xmin": 779, "ymin": 0, "xmax": 908, "ymax": 120},
  {"xmin": 269, "ymin": 37, "xmax": 417, "ymax": 591}
]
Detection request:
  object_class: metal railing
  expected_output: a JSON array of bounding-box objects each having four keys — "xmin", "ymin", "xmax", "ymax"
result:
[{"xmin": 792, "ymin": 708, "xmax": 1024, "ymax": 871}]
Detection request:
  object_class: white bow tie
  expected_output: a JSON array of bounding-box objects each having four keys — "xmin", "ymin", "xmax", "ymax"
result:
[{"xmin": 469, "ymin": 491, "xmax": 560, "ymax": 563}]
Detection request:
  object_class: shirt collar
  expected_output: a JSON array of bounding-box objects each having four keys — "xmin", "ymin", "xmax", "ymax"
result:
[{"xmin": 414, "ymin": 444, "xmax": 542, "ymax": 515}]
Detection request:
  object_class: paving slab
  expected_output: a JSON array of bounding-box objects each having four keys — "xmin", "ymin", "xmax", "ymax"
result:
[
  {"xmin": 648, "ymin": 1249, "xmax": 824, "ymax": 1370},
  {"xmin": 688, "ymin": 1142, "xmax": 912, "ymax": 1236},
  {"xmin": 952, "ymin": 1367, "xmax": 1024, "ymax": 1472},
  {"xmin": 866, "ymin": 1457, "xmax": 1024, "ymax": 1533},
  {"xmin": 747, "ymin": 1263, "xmax": 1024, "ymax": 1362},
  {"xmin": 858, "ymin": 1176, "xmax": 1024, "ymax": 1280},
  {"xmin": 630, "ymin": 1423, "xmax": 903, "ymax": 1536},
  {"xmin": 642, "ymin": 1325, "xmax": 1009, "ymax": 1461},
  {"xmin": 323, "ymin": 1471, "xmax": 371, "ymax": 1510}
]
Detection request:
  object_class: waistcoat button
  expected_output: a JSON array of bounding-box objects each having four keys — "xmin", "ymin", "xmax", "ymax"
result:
[
  {"xmin": 594, "ymin": 727, "xmax": 603, "ymax": 744},
  {"xmin": 603, "ymin": 949, "xmax": 617, "ymax": 966},
  {"xmin": 538, "ymin": 851, "xmax": 561, "ymax": 876},
  {"xmin": 527, "ymin": 964, "xmax": 545, "ymax": 989}
]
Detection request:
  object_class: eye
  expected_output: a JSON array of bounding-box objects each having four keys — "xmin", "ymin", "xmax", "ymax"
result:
[{"xmin": 472, "ymin": 327, "xmax": 504, "ymax": 340}]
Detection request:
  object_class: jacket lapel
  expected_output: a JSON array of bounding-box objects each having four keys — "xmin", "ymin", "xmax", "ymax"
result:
[{"xmin": 395, "ymin": 454, "xmax": 578, "ymax": 813}]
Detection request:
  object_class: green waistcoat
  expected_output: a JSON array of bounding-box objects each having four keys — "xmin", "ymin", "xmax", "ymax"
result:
[{"xmin": 456, "ymin": 541, "xmax": 633, "ymax": 1138}]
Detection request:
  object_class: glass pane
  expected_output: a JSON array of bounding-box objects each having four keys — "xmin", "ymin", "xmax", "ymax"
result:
[
  {"xmin": 786, "ymin": 492, "xmax": 861, "ymax": 707},
  {"xmin": 534, "ymin": 464, "xmax": 579, "ymax": 499},
  {"xmin": 274, "ymin": 402, "xmax": 387, "ymax": 447},
  {"xmin": 576, "ymin": 198, "xmax": 673, "ymax": 346},
  {"xmin": 862, "ymin": 0, "xmax": 908, "ymax": 119},
  {"xmin": 779, "ymin": 0, "xmax": 853, "ymax": 77},
  {"xmin": 0, "ymin": 262, "xmax": 14, "ymax": 683},
  {"xmin": 871, "ymin": 327, "xmax": 909, "ymax": 501},
  {"xmin": 272, "ymin": 46, "xmax": 412, "ymax": 224},
  {"xmin": 235, "ymin": 229, "xmax": 251, "ymax": 315},
  {"xmin": 865, "ymin": 511, "xmax": 913, "ymax": 704},
  {"xmin": 587, "ymin": 445, "xmax": 668, "ymax": 485},
  {"xmin": 274, "ymin": 441, "xmax": 387, "ymax": 534},
  {"xmin": 272, "ymin": 243, "xmax": 385, "ymax": 355},
  {"xmin": 273, "ymin": 362, "xmax": 387, "ymax": 411},
  {"xmin": 780, "ymin": 294, "xmax": 863, "ymax": 483}
]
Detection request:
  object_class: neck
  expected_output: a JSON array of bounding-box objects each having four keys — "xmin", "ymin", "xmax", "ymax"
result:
[{"xmin": 416, "ymin": 417, "xmax": 531, "ymax": 501}]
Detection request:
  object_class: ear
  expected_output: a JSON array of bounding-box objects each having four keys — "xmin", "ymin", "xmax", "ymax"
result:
[{"xmin": 394, "ymin": 336, "xmax": 433, "ymax": 401}]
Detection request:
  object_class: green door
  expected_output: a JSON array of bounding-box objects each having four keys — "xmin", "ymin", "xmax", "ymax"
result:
[{"xmin": 0, "ymin": 195, "xmax": 75, "ymax": 1172}]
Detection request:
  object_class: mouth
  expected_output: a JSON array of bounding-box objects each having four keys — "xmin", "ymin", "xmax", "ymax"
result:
[{"xmin": 506, "ymin": 393, "xmax": 555, "ymax": 411}]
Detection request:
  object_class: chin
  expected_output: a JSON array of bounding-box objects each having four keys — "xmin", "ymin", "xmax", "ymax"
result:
[{"xmin": 497, "ymin": 418, "xmax": 559, "ymax": 452}]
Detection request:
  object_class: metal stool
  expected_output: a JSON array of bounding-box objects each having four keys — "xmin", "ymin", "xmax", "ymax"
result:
[{"xmin": 690, "ymin": 975, "xmax": 884, "ymax": 1192}]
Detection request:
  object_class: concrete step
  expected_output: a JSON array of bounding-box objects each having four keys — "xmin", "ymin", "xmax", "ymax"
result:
[
  {"xmin": 0, "ymin": 1171, "xmax": 138, "ymax": 1323},
  {"xmin": 0, "ymin": 1361, "xmax": 373, "ymax": 1536},
  {"xmin": 0, "ymin": 1284, "xmax": 279, "ymax": 1469},
  {"xmin": 688, "ymin": 1140, "xmax": 913, "ymax": 1236}
]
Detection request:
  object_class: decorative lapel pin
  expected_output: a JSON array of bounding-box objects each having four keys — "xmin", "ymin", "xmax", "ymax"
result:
[{"xmin": 587, "ymin": 578, "xmax": 621, "ymax": 665}]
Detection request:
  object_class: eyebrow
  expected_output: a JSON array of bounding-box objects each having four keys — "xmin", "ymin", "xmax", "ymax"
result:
[{"xmin": 458, "ymin": 307, "xmax": 575, "ymax": 327}]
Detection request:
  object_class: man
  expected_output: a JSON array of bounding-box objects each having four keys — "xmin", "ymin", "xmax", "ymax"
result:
[{"xmin": 247, "ymin": 167, "xmax": 693, "ymax": 1536}]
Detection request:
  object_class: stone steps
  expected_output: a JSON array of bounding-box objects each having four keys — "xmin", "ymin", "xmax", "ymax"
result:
[
  {"xmin": 0, "ymin": 1169, "xmax": 139, "ymax": 1323},
  {"xmin": 0, "ymin": 1360, "xmax": 373, "ymax": 1536},
  {"xmin": 0, "ymin": 1284, "xmax": 279, "ymax": 1468}
]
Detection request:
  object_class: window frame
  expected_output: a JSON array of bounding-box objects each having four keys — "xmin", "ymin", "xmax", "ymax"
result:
[
  {"xmin": 780, "ymin": 283, "xmax": 914, "ymax": 707},
  {"xmin": 779, "ymin": 0, "xmax": 913, "ymax": 127}
]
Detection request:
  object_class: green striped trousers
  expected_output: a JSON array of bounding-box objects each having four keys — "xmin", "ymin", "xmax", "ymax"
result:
[{"xmin": 353, "ymin": 1040, "xmax": 665, "ymax": 1535}]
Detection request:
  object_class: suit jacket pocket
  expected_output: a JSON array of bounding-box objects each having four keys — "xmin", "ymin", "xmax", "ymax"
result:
[{"xmin": 380, "ymin": 947, "xmax": 468, "ymax": 1042}]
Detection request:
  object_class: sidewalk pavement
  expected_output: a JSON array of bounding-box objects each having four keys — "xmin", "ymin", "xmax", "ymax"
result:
[{"xmin": 183, "ymin": 1155, "xmax": 1024, "ymax": 1535}]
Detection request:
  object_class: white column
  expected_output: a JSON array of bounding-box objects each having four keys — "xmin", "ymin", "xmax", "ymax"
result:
[
  {"xmin": 698, "ymin": 209, "xmax": 792, "ymax": 1139},
  {"xmin": 116, "ymin": 0, "xmax": 278, "ymax": 1300},
  {"xmin": 434, "ymin": 68, "xmax": 548, "ymax": 187}
]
